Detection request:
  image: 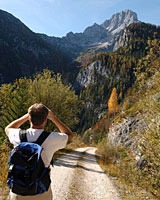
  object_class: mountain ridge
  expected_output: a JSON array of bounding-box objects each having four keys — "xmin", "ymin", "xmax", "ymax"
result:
[
  {"xmin": 0, "ymin": 9, "xmax": 73, "ymax": 84},
  {"xmin": 39, "ymin": 9, "xmax": 139, "ymax": 60}
]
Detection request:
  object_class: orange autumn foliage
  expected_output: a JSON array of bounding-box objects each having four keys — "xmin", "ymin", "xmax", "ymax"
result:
[{"xmin": 108, "ymin": 88, "xmax": 119, "ymax": 116}]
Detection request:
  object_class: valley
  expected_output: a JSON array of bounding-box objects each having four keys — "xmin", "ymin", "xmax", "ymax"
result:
[{"xmin": 0, "ymin": 7, "xmax": 160, "ymax": 200}]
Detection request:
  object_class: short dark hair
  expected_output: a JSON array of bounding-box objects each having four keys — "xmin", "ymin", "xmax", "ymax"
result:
[{"xmin": 28, "ymin": 103, "xmax": 48, "ymax": 126}]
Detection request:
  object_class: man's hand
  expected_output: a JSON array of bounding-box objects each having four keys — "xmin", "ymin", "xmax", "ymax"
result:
[
  {"xmin": 47, "ymin": 109, "xmax": 55, "ymax": 121},
  {"xmin": 47, "ymin": 108, "xmax": 73, "ymax": 141}
]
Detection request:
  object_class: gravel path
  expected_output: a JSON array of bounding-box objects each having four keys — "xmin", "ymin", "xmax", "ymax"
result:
[{"xmin": 51, "ymin": 147, "xmax": 122, "ymax": 200}]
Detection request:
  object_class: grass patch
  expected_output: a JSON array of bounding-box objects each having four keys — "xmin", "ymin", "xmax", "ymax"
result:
[
  {"xmin": 97, "ymin": 138, "xmax": 158, "ymax": 200},
  {"xmin": 0, "ymin": 142, "xmax": 10, "ymax": 199}
]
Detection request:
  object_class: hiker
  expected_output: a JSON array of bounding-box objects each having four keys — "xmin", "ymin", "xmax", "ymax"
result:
[{"xmin": 5, "ymin": 103, "xmax": 73, "ymax": 200}]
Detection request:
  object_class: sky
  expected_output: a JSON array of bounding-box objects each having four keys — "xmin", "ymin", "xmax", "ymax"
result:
[{"xmin": 0, "ymin": 0, "xmax": 160, "ymax": 37}]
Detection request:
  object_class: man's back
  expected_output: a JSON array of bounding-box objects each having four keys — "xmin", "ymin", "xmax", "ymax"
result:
[
  {"xmin": 5, "ymin": 104, "xmax": 72, "ymax": 200},
  {"xmin": 7, "ymin": 128, "xmax": 68, "ymax": 200}
]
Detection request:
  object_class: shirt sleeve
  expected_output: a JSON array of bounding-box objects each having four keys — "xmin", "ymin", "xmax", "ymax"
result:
[
  {"xmin": 52, "ymin": 132, "xmax": 68, "ymax": 151},
  {"xmin": 8, "ymin": 128, "xmax": 21, "ymax": 146}
]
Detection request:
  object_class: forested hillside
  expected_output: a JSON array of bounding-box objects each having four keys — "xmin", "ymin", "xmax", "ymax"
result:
[
  {"xmin": 0, "ymin": 9, "xmax": 74, "ymax": 84},
  {"xmin": 76, "ymin": 22, "xmax": 160, "ymax": 133}
]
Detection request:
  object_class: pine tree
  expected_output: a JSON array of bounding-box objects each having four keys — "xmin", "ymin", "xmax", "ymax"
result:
[{"xmin": 0, "ymin": 78, "xmax": 30, "ymax": 144}]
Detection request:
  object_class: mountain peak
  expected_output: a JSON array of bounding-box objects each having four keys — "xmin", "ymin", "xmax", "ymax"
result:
[
  {"xmin": 123, "ymin": 9, "xmax": 135, "ymax": 13},
  {"xmin": 59, "ymin": 9, "xmax": 139, "ymax": 53},
  {"xmin": 101, "ymin": 9, "xmax": 138, "ymax": 34},
  {"xmin": 83, "ymin": 23, "xmax": 106, "ymax": 35}
]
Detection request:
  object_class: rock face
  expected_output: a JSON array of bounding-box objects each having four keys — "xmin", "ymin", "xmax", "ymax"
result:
[
  {"xmin": 113, "ymin": 28, "xmax": 131, "ymax": 51},
  {"xmin": 101, "ymin": 9, "xmax": 138, "ymax": 35},
  {"xmin": 108, "ymin": 118, "xmax": 140, "ymax": 151},
  {"xmin": 107, "ymin": 117, "xmax": 147, "ymax": 166},
  {"xmin": 73, "ymin": 58, "xmax": 122, "ymax": 90},
  {"xmin": 74, "ymin": 60, "xmax": 110, "ymax": 89},
  {"xmin": 39, "ymin": 9, "xmax": 139, "ymax": 59}
]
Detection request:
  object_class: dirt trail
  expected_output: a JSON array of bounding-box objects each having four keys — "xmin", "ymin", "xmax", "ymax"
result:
[{"xmin": 51, "ymin": 147, "xmax": 122, "ymax": 200}]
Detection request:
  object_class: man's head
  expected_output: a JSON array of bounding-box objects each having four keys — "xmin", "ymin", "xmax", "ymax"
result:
[{"xmin": 28, "ymin": 103, "xmax": 49, "ymax": 126}]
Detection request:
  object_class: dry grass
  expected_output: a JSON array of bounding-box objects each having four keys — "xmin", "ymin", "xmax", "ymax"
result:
[
  {"xmin": 67, "ymin": 134, "xmax": 86, "ymax": 149},
  {"xmin": 0, "ymin": 142, "xmax": 11, "ymax": 198},
  {"xmin": 97, "ymin": 140, "xmax": 158, "ymax": 200},
  {"xmin": 97, "ymin": 139, "xmax": 121, "ymax": 164}
]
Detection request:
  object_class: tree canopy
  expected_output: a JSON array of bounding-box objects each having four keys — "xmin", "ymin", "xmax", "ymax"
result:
[{"xmin": 0, "ymin": 70, "xmax": 82, "ymax": 145}]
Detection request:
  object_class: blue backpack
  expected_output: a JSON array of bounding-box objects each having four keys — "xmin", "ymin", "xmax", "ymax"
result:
[{"xmin": 7, "ymin": 131, "xmax": 51, "ymax": 196}]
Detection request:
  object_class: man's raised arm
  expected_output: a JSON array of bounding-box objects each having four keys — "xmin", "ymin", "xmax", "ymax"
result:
[
  {"xmin": 47, "ymin": 110, "xmax": 73, "ymax": 141},
  {"xmin": 5, "ymin": 114, "xmax": 29, "ymax": 136}
]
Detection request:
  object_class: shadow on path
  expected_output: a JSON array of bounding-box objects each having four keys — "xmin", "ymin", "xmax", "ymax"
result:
[{"xmin": 53, "ymin": 149, "xmax": 104, "ymax": 174}]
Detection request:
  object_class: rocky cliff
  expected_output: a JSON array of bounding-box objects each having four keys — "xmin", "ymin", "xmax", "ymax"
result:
[
  {"xmin": 74, "ymin": 60, "xmax": 110, "ymax": 89},
  {"xmin": 101, "ymin": 9, "xmax": 138, "ymax": 35},
  {"xmin": 107, "ymin": 117, "xmax": 147, "ymax": 166},
  {"xmin": 113, "ymin": 28, "xmax": 131, "ymax": 51}
]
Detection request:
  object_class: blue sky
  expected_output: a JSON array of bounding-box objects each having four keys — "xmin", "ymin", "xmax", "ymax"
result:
[{"xmin": 0, "ymin": 0, "xmax": 159, "ymax": 37}]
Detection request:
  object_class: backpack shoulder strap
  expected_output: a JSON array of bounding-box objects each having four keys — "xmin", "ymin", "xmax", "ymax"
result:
[
  {"xmin": 19, "ymin": 130, "xmax": 28, "ymax": 142},
  {"xmin": 36, "ymin": 131, "xmax": 51, "ymax": 146}
]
